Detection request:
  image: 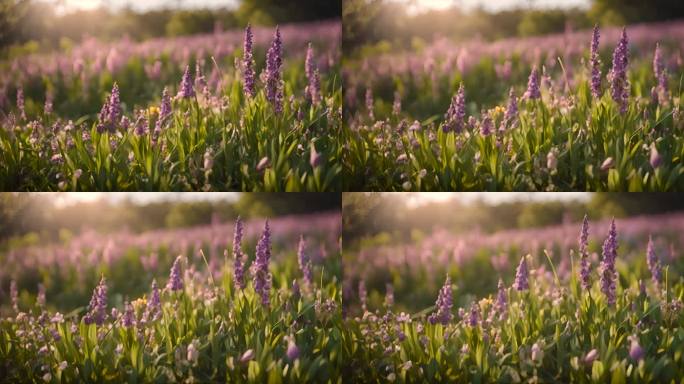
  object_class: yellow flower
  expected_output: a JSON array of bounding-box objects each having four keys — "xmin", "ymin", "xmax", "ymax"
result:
[
  {"xmin": 132, "ymin": 297, "xmax": 147, "ymax": 311},
  {"xmin": 148, "ymin": 106, "xmax": 160, "ymax": 116}
]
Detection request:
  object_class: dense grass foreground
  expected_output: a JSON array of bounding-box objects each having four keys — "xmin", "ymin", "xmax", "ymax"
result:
[
  {"xmin": 0, "ymin": 23, "xmax": 341, "ymax": 191},
  {"xmin": 341, "ymin": 216, "xmax": 684, "ymax": 383},
  {"xmin": 0, "ymin": 218, "xmax": 342, "ymax": 383},
  {"xmin": 343, "ymin": 23, "xmax": 684, "ymax": 191}
]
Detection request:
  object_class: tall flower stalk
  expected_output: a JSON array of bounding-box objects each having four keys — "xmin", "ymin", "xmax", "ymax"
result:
[
  {"xmin": 608, "ymin": 28, "xmax": 629, "ymax": 114},
  {"xmin": 646, "ymin": 235, "xmax": 662, "ymax": 286},
  {"xmin": 428, "ymin": 274, "xmax": 453, "ymax": 325},
  {"xmin": 590, "ymin": 25, "xmax": 601, "ymax": 99},
  {"xmin": 513, "ymin": 256, "xmax": 529, "ymax": 291},
  {"xmin": 265, "ymin": 26, "xmax": 284, "ymax": 114},
  {"xmin": 232, "ymin": 216, "xmax": 246, "ymax": 290},
  {"xmin": 242, "ymin": 24, "xmax": 255, "ymax": 98},
  {"xmin": 579, "ymin": 214, "xmax": 591, "ymax": 290},
  {"xmin": 600, "ymin": 218, "xmax": 618, "ymax": 305},
  {"xmin": 252, "ymin": 220, "xmax": 272, "ymax": 307},
  {"xmin": 444, "ymin": 83, "xmax": 465, "ymax": 133},
  {"xmin": 297, "ymin": 235, "xmax": 313, "ymax": 288}
]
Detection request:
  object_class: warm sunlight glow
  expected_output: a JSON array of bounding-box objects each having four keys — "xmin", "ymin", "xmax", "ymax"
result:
[
  {"xmin": 399, "ymin": 0, "xmax": 590, "ymax": 13},
  {"xmin": 397, "ymin": 192, "xmax": 590, "ymax": 207}
]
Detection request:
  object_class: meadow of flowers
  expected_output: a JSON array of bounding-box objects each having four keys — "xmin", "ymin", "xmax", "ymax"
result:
[
  {"xmin": 342, "ymin": 213, "xmax": 684, "ymax": 382},
  {"xmin": 343, "ymin": 21, "xmax": 684, "ymax": 191},
  {"xmin": 0, "ymin": 21, "xmax": 341, "ymax": 191},
  {"xmin": 0, "ymin": 212, "xmax": 342, "ymax": 382}
]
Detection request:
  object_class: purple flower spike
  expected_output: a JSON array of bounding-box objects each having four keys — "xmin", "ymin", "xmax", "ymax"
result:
[
  {"xmin": 524, "ymin": 67, "xmax": 541, "ymax": 100},
  {"xmin": 502, "ymin": 88, "xmax": 518, "ymax": 129},
  {"xmin": 480, "ymin": 114, "xmax": 493, "ymax": 137},
  {"xmin": 305, "ymin": 43, "xmax": 321, "ymax": 105},
  {"xmin": 428, "ymin": 274, "xmax": 453, "ymax": 325},
  {"xmin": 590, "ymin": 25, "xmax": 602, "ymax": 99},
  {"xmin": 646, "ymin": 235, "xmax": 662, "ymax": 286},
  {"xmin": 649, "ymin": 144, "xmax": 662, "ymax": 169},
  {"xmin": 107, "ymin": 83, "xmax": 122, "ymax": 128},
  {"xmin": 653, "ymin": 43, "xmax": 667, "ymax": 102},
  {"xmin": 178, "ymin": 65, "xmax": 195, "ymax": 99},
  {"xmin": 579, "ymin": 214, "xmax": 591, "ymax": 290},
  {"xmin": 444, "ymin": 83, "xmax": 466, "ymax": 133},
  {"xmin": 84, "ymin": 276, "xmax": 108, "ymax": 325},
  {"xmin": 146, "ymin": 279, "xmax": 161, "ymax": 321},
  {"xmin": 513, "ymin": 256, "xmax": 529, "ymax": 291},
  {"xmin": 265, "ymin": 26, "xmax": 284, "ymax": 114},
  {"xmin": 233, "ymin": 216, "xmax": 246, "ymax": 290},
  {"xmin": 608, "ymin": 28, "xmax": 629, "ymax": 114},
  {"xmin": 297, "ymin": 235, "xmax": 313, "ymax": 287},
  {"xmin": 166, "ymin": 256, "xmax": 184, "ymax": 292},
  {"xmin": 467, "ymin": 302, "xmax": 480, "ymax": 327},
  {"xmin": 242, "ymin": 24, "xmax": 255, "ymax": 98},
  {"xmin": 122, "ymin": 301, "xmax": 135, "ymax": 328},
  {"xmin": 492, "ymin": 278, "xmax": 507, "ymax": 320},
  {"xmin": 600, "ymin": 218, "xmax": 618, "ymax": 306},
  {"xmin": 252, "ymin": 220, "xmax": 272, "ymax": 308}
]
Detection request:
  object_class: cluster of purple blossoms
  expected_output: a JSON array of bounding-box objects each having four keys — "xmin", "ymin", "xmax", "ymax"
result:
[
  {"xmin": 513, "ymin": 256, "xmax": 529, "ymax": 291},
  {"xmin": 608, "ymin": 28, "xmax": 630, "ymax": 114},
  {"xmin": 653, "ymin": 43, "xmax": 667, "ymax": 103},
  {"xmin": 166, "ymin": 255, "xmax": 184, "ymax": 292},
  {"xmin": 444, "ymin": 84, "xmax": 466, "ymax": 133},
  {"xmin": 646, "ymin": 235, "xmax": 662, "ymax": 286},
  {"xmin": 122, "ymin": 301, "xmax": 135, "ymax": 328},
  {"xmin": 501, "ymin": 88, "xmax": 518, "ymax": 130},
  {"xmin": 428, "ymin": 274, "xmax": 453, "ymax": 325},
  {"xmin": 144, "ymin": 279, "xmax": 161, "ymax": 321},
  {"xmin": 490, "ymin": 278, "xmax": 508, "ymax": 321},
  {"xmin": 480, "ymin": 113, "xmax": 493, "ymax": 137},
  {"xmin": 242, "ymin": 24, "xmax": 255, "ymax": 98},
  {"xmin": 467, "ymin": 302, "xmax": 480, "ymax": 327},
  {"xmin": 177, "ymin": 65, "xmax": 195, "ymax": 99},
  {"xmin": 305, "ymin": 43, "xmax": 321, "ymax": 105},
  {"xmin": 286, "ymin": 338, "xmax": 300, "ymax": 361},
  {"xmin": 524, "ymin": 67, "xmax": 541, "ymax": 100},
  {"xmin": 600, "ymin": 219, "xmax": 618, "ymax": 305},
  {"xmin": 579, "ymin": 214, "xmax": 591, "ymax": 290},
  {"xmin": 252, "ymin": 220, "xmax": 273, "ymax": 307},
  {"xmin": 265, "ymin": 26, "xmax": 284, "ymax": 114},
  {"xmin": 84, "ymin": 276, "xmax": 108, "ymax": 325},
  {"xmin": 232, "ymin": 216, "xmax": 246, "ymax": 290},
  {"xmin": 297, "ymin": 235, "xmax": 313, "ymax": 287},
  {"xmin": 154, "ymin": 87, "xmax": 172, "ymax": 138},
  {"xmin": 590, "ymin": 25, "xmax": 602, "ymax": 99},
  {"xmin": 97, "ymin": 83, "xmax": 122, "ymax": 133}
]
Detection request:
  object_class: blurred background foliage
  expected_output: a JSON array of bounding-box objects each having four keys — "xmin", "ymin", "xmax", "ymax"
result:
[
  {"xmin": 343, "ymin": 193, "xmax": 684, "ymax": 249},
  {"xmin": 0, "ymin": 0, "xmax": 341, "ymax": 57},
  {"xmin": 343, "ymin": 0, "xmax": 684, "ymax": 55},
  {"xmin": 0, "ymin": 193, "xmax": 340, "ymax": 248}
]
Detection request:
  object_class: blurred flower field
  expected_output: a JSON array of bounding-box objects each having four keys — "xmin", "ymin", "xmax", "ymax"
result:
[
  {"xmin": 0, "ymin": 212, "xmax": 342, "ymax": 382},
  {"xmin": 343, "ymin": 21, "xmax": 684, "ymax": 191},
  {"xmin": 0, "ymin": 21, "xmax": 341, "ymax": 191}
]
